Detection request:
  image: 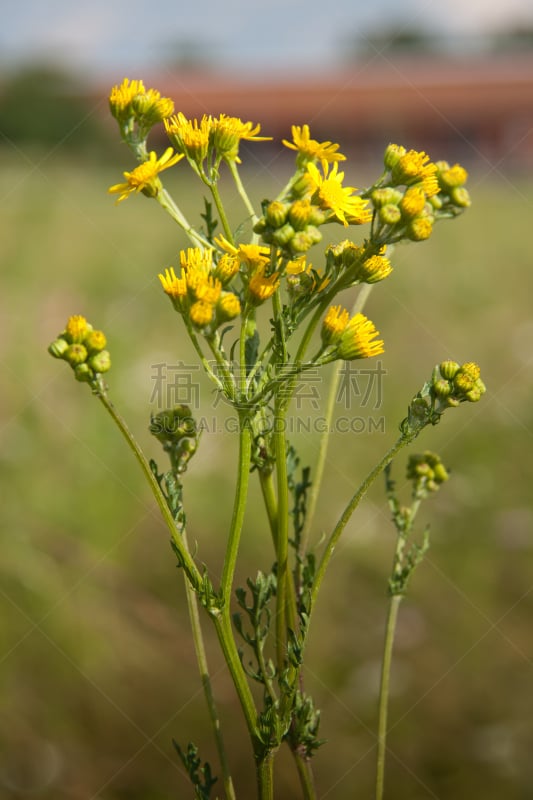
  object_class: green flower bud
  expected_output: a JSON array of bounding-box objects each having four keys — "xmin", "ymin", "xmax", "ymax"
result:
[
  {"xmin": 48, "ymin": 338, "xmax": 69, "ymax": 359},
  {"xmin": 307, "ymin": 207, "xmax": 327, "ymax": 226},
  {"xmin": 265, "ymin": 200, "xmax": 288, "ymax": 227},
  {"xmin": 379, "ymin": 204, "xmax": 402, "ymax": 226},
  {"xmin": 74, "ymin": 363, "xmax": 94, "ymax": 382},
  {"xmin": 384, "ymin": 143, "xmax": 407, "ymax": 170},
  {"xmin": 439, "ymin": 360, "xmax": 460, "ymax": 380},
  {"xmin": 84, "ymin": 330, "xmax": 107, "ymax": 353},
  {"xmin": 253, "ymin": 217, "xmax": 267, "ymax": 234},
  {"xmin": 450, "ymin": 187, "xmax": 471, "ymax": 208},
  {"xmin": 288, "ymin": 199, "xmax": 312, "ymax": 230},
  {"xmin": 64, "ymin": 343, "xmax": 88, "ymax": 366},
  {"xmin": 407, "ymin": 216, "xmax": 433, "ymax": 241},
  {"xmin": 433, "ymin": 378, "xmax": 451, "ymax": 397},
  {"xmin": 428, "ymin": 193, "xmax": 444, "ymax": 210},
  {"xmin": 88, "ymin": 350, "xmax": 111, "ymax": 373},
  {"xmin": 272, "ymin": 223, "xmax": 295, "ymax": 246},
  {"xmin": 371, "ymin": 187, "xmax": 402, "ymax": 207},
  {"xmin": 433, "ymin": 462, "xmax": 449, "ymax": 483}
]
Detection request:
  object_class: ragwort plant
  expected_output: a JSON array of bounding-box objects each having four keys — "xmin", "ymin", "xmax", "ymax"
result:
[{"xmin": 48, "ymin": 78, "xmax": 485, "ymax": 800}]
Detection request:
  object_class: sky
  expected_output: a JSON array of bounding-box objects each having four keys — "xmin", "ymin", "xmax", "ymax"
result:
[{"xmin": 3, "ymin": 0, "xmax": 533, "ymax": 80}]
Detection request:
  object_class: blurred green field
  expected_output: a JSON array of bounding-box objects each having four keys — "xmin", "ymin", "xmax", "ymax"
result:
[{"xmin": 1, "ymin": 145, "xmax": 533, "ymax": 799}]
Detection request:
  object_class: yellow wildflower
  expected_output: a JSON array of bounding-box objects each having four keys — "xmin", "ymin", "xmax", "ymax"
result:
[
  {"xmin": 321, "ymin": 305, "xmax": 349, "ymax": 345},
  {"xmin": 306, "ymin": 162, "xmax": 372, "ymax": 226},
  {"xmin": 180, "ymin": 248, "xmax": 214, "ymax": 292},
  {"xmin": 189, "ymin": 300, "xmax": 214, "ymax": 328},
  {"xmin": 358, "ymin": 254, "xmax": 393, "ymax": 284},
  {"xmin": 109, "ymin": 79, "xmax": 174, "ymax": 124},
  {"xmin": 399, "ymin": 186, "xmax": 427, "ymax": 218},
  {"xmin": 215, "ymin": 236, "xmax": 270, "ymax": 272},
  {"xmin": 165, "ymin": 112, "xmax": 212, "ymax": 164},
  {"xmin": 65, "ymin": 314, "xmax": 90, "ymax": 343},
  {"xmin": 159, "ymin": 267, "xmax": 188, "ymax": 302},
  {"xmin": 108, "ymin": 148, "xmax": 183, "ymax": 203},
  {"xmin": 407, "ymin": 216, "xmax": 433, "ymax": 241},
  {"xmin": 392, "ymin": 149, "xmax": 439, "ymax": 197},
  {"xmin": 109, "ymin": 78, "xmax": 146, "ymax": 119},
  {"xmin": 214, "ymin": 253, "xmax": 240, "ymax": 284},
  {"xmin": 438, "ymin": 163, "xmax": 468, "ymax": 191},
  {"xmin": 248, "ymin": 267, "xmax": 280, "ymax": 304},
  {"xmin": 212, "ymin": 114, "xmax": 272, "ymax": 162},
  {"xmin": 194, "ymin": 275, "xmax": 222, "ymax": 304},
  {"xmin": 282, "ymin": 124, "xmax": 346, "ymax": 170},
  {"xmin": 217, "ymin": 292, "xmax": 241, "ymax": 322},
  {"xmin": 337, "ymin": 313, "xmax": 384, "ymax": 360}
]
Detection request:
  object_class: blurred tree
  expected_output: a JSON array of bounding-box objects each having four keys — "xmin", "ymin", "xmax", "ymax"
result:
[{"xmin": 0, "ymin": 63, "xmax": 114, "ymax": 155}]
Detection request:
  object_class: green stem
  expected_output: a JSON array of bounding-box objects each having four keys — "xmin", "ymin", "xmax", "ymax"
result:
[
  {"xmin": 96, "ymin": 389, "xmax": 203, "ymax": 591},
  {"xmin": 210, "ymin": 180, "xmax": 235, "ymax": 243},
  {"xmin": 311, "ymin": 435, "xmax": 411, "ymax": 609},
  {"xmin": 273, "ymin": 404, "xmax": 290, "ymax": 672},
  {"xmin": 183, "ymin": 553, "xmax": 236, "ymax": 800},
  {"xmin": 256, "ymin": 753, "xmax": 275, "ymax": 800},
  {"xmin": 294, "ymin": 752, "xmax": 317, "ymax": 800},
  {"xmin": 157, "ymin": 188, "xmax": 212, "ymax": 249},
  {"xmin": 220, "ymin": 414, "xmax": 252, "ymax": 605},
  {"xmin": 376, "ymin": 594, "xmax": 402, "ymax": 800},
  {"xmin": 228, "ymin": 160, "xmax": 259, "ymax": 225}
]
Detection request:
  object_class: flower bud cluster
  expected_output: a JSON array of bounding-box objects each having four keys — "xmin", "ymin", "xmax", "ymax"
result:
[
  {"xmin": 253, "ymin": 198, "xmax": 326, "ymax": 257},
  {"xmin": 406, "ymin": 451, "xmax": 449, "ymax": 495},
  {"xmin": 402, "ymin": 360, "xmax": 486, "ymax": 436},
  {"xmin": 372, "ymin": 145, "xmax": 470, "ymax": 244},
  {"xmin": 149, "ymin": 405, "xmax": 198, "ymax": 474},
  {"xmin": 109, "ymin": 78, "xmax": 174, "ymax": 140},
  {"xmin": 159, "ymin": 248, "xmax": 242, "ymax": 333},
  {"xmin": 48, "ymin": 315, "xmax": 111, "ymax": 383}
]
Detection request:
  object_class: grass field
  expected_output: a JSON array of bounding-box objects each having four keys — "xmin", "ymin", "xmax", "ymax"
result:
[{"xmin": 1, "ymin": 145, "xmax": 533, "ymax": 799}]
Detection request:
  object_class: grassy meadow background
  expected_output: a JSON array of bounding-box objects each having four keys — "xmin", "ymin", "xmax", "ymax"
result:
[{"xmin": 1, "ymin": 77, "xmax": 533, "ymax": 799}]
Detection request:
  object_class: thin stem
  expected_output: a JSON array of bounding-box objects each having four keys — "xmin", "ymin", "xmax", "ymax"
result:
[
  {"xmin": 376, "ymin": 594, "xmax": 402, "ymax": 800},
  {"xmin": 157, "ymin": 188, "xmax": 212, "ymax": 249},
  {"xmin": 311, "ymin": 435, "xmax": 411, "ymax": 609},
  {"xmin": 212, "ymin": 610, "xmax": 259, "ymax": 744},
  {"xmin": 228, "ymin": 160, "xmax": 259, "ymax": 225},
  {"xmin": 273, "ymin": 405, "xmax": 290, "ymax": 672},
  {"xmin": 183, "ymin": 552, "xmax": 236, "ymax": 800},
  {"xmin": 210, "ymin": 180, "xmax": 235, "ymax": 243},
  {"xmin": 96, "ymin": 388, "xmax": 203, "ymax": 591},
  {"xmin": 294, "ymin": 752, "xmax": 317, "ymax": 800},
  {"xmin": 256, "ymin": 753, "xmax": 275, "ymax": 800},
  {"xmin": 220, "ymin": 415, "xmax": 252, "ymax": 605}
]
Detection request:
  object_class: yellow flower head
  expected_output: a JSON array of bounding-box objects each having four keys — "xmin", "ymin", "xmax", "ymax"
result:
[
  {"xmin": 399, "ymin": 185, "xmax": 427, "ymax": 218},
  {"xmin": 109, "ymin": 79, "xmax": 174, "ymax": 125},
  {"xmin": 65, "ymin": 314, "xmax": 90, "ymax": 343},
  {"xmin": 337, "ymin": 313, "xmax": 384, "ymax": 361},
  {"xmin": 306, "ymin": 162, "xmax": 372, "ymax": 226},
  {"xmin": 217, "ymin": 292, "xmax": 241, "ymax": 322},
  {"xmin": 392, "ymin": 149, "xmax": 439, "ymax": 197},
  {"xmin": 282, "ymin": 124, "xmax": 346, "ymax": 170},
  {"xmin": 438, "ymin": 163, "xmax": 468, "ymax": 191},
  {"xmin": 211, "ymin": 114, "xmax": 272, "ymax": 163},
  {"xmin": 165, "ymin": 112, "xmax": 212, "ymax": 164},
  {"xmin": 108, "ymin": 148, "xmax": 183, "ymax": 203},
  {"xmin": 407, "ymin": 216, "xmax": 434, "ymax": 241},
  {"xmin": 248, "ymin": 267, "xmax": 280, "ymax": 304},
  {"xmin": 358, "ymin": 254, "xmax": 393, "ymax": 284},
  {"xmin": 180, "ymin": 248, "xmax": 214, "ymax": 294},
  {"xmin": 215, "ymin": 236, "xmax": 270, "ymax": 272},
  {"xmin": 194, "ymin": 275, "xmax": 222, "ymax": 304},
  {"xmin": 109, "ymin": 78, "xmax": 146, "ymax": 119},
  {"xmin": 214, "ymin": 253, "xmax": 240, "ymax": 284},
  {"xmin": 159, "ymin": 267, "xmax": 188, "ymax": 304},
  {"xmin": 189, "ymin": 300, "xmax": 214, "ymax": 328},
  {"xmin": 321, "ymin": 305, "xmax": 350, "ymax": 345}
]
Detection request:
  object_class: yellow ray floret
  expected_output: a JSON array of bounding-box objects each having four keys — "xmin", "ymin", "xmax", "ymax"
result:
[
  {"xmin": 108, "ymin": 148, "xmax": 183, "ymax": 203},
  {"xmin": 337, "ymin": 313, "xmax": 384, "ymax": 360},
  {"xmin": 282, "ymin": 124, "xmax": 346, "ymax": 170},
  {"xmin": 306, "ymin": 162, "xmax": 372, "ymax": 226}
]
